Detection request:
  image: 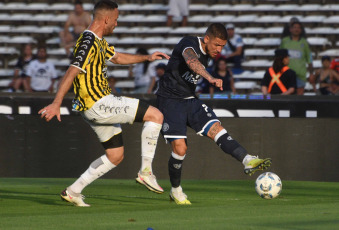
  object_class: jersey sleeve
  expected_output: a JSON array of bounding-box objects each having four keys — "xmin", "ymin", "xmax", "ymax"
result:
[
  {"xmin": 70, "ymin": 33, "xmax": 95, "ymax": 73},
  {"xmin": 105, "ymin": 44, "xmax": 116, "ymax": 61},
  {"xmin": 180, "ymin": 37, "xmax": 200, "ymax": 57}
]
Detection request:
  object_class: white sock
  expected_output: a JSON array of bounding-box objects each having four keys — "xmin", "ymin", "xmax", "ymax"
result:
[
  {"xmin": 242, "ymin": 154, "xmax": 255, "ymax": 166},
  {"xmin": 69, "ymin": 155, "xmax": 116, "ymax": 194},
  {"xmin": 140, "ymin": 121, "xmax": 162, "ymax": 173}
]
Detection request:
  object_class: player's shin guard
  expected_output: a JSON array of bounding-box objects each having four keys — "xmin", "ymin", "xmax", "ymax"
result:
[
  {"xmin": 168, "ymin": 152, "xmax": 185, "ymax": 188},
  {"xmin": 214, "ymin": 129, "xmax": 247, "ymax": 162},
  {"xmin": 140, "ymin": 121, "xmax": 162, "ymax": 172},
  {"xmin": 69, "ymin": 155, "xmax": 116, "ymax": 194}
]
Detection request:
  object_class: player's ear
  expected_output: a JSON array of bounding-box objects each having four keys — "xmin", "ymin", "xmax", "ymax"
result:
[{"xmin": 204, "ymin": 35, "xmax": 210, "ymax": 44}]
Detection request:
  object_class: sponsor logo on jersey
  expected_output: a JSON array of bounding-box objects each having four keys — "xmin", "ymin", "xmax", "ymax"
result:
[{"xmin": 181, "ymin": 71, "xmax": 199, "ymax": 84}]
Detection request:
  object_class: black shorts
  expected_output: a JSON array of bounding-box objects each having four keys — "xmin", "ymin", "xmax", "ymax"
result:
[{"xmin": 156, "ymin": 96, "xmax": 219, "ymax": 141}]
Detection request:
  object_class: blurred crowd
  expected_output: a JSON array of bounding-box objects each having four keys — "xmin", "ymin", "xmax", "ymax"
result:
[{"xmin": 5, "ymin": 1, "xmax": 339, "ymax": 96}]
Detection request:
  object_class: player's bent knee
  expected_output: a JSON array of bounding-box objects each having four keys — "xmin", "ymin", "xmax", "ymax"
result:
[
  {"xmin": 144, "ymin": 106, "xmax": 163, "ymax": 124},
  {"xmin": 172, "ymin": 140, "xmax": 187, "ymax": 156}
]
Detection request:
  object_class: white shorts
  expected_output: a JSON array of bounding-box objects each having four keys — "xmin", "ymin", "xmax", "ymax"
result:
[
  {"xmin": 81, "ymin": 95, "xmax": 140, "ymax": 142},
  {"xmin": 167, "ymin": 0, "xmax": 189, "ymax": 17}
]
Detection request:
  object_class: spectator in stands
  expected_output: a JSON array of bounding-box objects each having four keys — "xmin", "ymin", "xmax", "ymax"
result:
[
  {"xmin": 128, "ymin": 48, "xmax": 151, "ymax": 94},
  {"xmin": 280, "ymin": 21, "xmax": 314, "ymax": 95},
  {"xmin": 330, "ymin": 56, "xmax": 339, "ymax": 73},
  {"xmin": 9, "ymin": 44, "xmax": 36, "ymax": 92},
  {"xmin": 107, "ymin": 75, "xmax": 118, "ymax": 94},
  {"xmin": 59, "ymin": 1, "xmax": 91, "ymax": 57},
  {"xmin": 281, "ymin": 17, "xmax": 306, "ymax": 38},
  {"xmin": 26, "ymin": 46, "xmax": 58, "ymax": 92},
  {"xmin": 209, "ymin": 57, "xmax": 236, "ymax": 96},
  {"xmin": 309, "ymin": 56, "xmax": 339, "ymax": 95},
  {"xmin": 221, "ymin": 23, "xmax": 244, "ymax": 73},
  {"xmin": 261, "ymin": 49, "xmax": 296, "ymax": 95},
  {"xmin": 147, "ymin": 62, "xmax": 167, "ymax": 94},
  {"xmin": 166, "ymin": 0, "xmax": 189, "ymax": 27}
]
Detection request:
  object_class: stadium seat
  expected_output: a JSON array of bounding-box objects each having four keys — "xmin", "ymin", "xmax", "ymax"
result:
[
  {"xmin": 242, "ymin": 59, "xmax": 272, "ymax": 68},
  {"xmin": 118, "ymin": 4, "xmax": 141, "ymax": 11},
  {"xmin": 209, "ymin": 15, "xmax": 235, "ymax": 23},
  {"xmin": 255, "ymin": 16, "xmax": 281, "ymax": 23},
  {"xmin": 0, "ymin": 26, "xmax": 12, "ymax": 33},
  {"xmin": 189, "ymin": 4, "xmax": 210, "ymax": 11},
  {"xmin": 234, "ymin": 81, "xmax": 260, "ymax": 90},
  {"xmin": 323, "ymin": 16, "xmax": 339, "ymax": 24},
  {"xmin": 232, "ymin": 14, "xmax": 258, "ymax": 23},
  {"xmin": 0, "ymin": 47, "xmax": 18, "ymax": 55},
  {"xmin": 319, "ymin": 49, "xmax": 339, "ymax": 57},
  {"xmin": 148, "ymin": 27, "xmax": 172, "ymax": 34},
  {"xmin": 26, "ymin": 3, "xmax": 48, "ymax": 11},
  {"xmin": 254, "ymin": 38, "xmax": 281, "ymax": 46},
  {"xmin": 140, "ymin": 15, "xmax": 167, "ymax": 23},
  {"xmin": 230, "ymin": 4, "xmax": 253, "ymax": 11},
  {"xmin": 50, "ymin": 14, "xmax": 69, "ymax": 22},
  {"xmin": 3, "ymin": 3, "xmax": 27, "ymax": 10},
  {"xmin": 251, "ymin": 4, "xmax": 274, "ymax": 11},
  {"xmin": 0, "ymin": 69, "xmax": 14, "ymax": 78},
  {"xmin": 161, "ymin": 37, "xmax": 182, "ymax": 45},
  {"xmin": 28, "ymin": 14, "xmax": 55, "ymax": 22},
  {"xmin": 272, "ymin": 4, "xmax": 299, "ymax": 12},
  {"xmin": 141, "ymin": 36, "xmax": 164, "ymax": 44},
  {"xmin": 148, "ymin": 47, "xmax": 172, "ymax": 55},
  {"xmin": 240, "ymin": 27, "xmax": 265, "ymax": 35},
  {"xmin": 109, "ymin": 69, "xmax": 129, "ymax": 78},
  {"xmin": 139, "ymin": 4, "xmax": 168, "ymax": 11},
  {"xmin": 301, "ymin": 16, "xmax": 326, "ymax": 23},
  {"xmin": 6, "ymin": 36, "xmax": 36, "ymax": 44},
  {"xmin": 299, "ymin": 4, "xmax": 321, "ymax": 11},
  {"xmin": 189, "ymin": 15, "xmax": 213, "ymax": 23},
  {"xmin": 207, "ymin": 4, "xmax": 232, "ymax": 11},
  {"xmin": 307, "ymin": 37, "xmax": 331, "ymax": 46},
  {"xmin": 115, "ymin": 81, "xmax": 135, "ymax": 89},
  {"xmin": 263, "ymin": 27, "xmax": 283, "ymax": 34},
  {"xmin": 48, "ymin": 3, "xmax": 73, "ymax": 11},
  {"xmin": 169, "ymin": 27, "xmax": 197, "ymax": 35},
  {"xmin": 11, "ymin": 26, "xmax": 39, "ymax": 33},
  {"xmin": 8, "ymin": 14, "xmax": 32, "ymax": 21}
]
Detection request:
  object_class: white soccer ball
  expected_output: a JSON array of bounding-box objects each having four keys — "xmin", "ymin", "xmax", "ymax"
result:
[{"xmin": 255, "ymin": 172, "xmax": 282, "ymax": 199}]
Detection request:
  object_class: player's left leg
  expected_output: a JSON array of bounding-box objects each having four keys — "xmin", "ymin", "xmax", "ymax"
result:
[
  {"xmin": 135, "ymin": 102, "xmax": 164, "ymax": 194},
  {"xmin": 61, "ymin": 133, "xmax": 124, "ymax": 207}
]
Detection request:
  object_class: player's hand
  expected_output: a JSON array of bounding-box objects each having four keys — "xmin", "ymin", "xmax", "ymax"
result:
[
  {"xmin": 148, "ymin": 51, "xmax": 170, "ymax": 61},
  {"xmin": 210, "ymin": 78, "xmax": 223, "ymax": 91},
  {"xmin": 38, "ymin": 103, "xmax": 61, "ymax": 122}
]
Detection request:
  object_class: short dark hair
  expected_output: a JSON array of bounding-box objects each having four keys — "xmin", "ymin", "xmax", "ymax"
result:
[
  {"xmin": 94, "ymin": 0, "xmax": 118, "ymax": 13},
  {"xmin": 74, "ymin": 0, "xmax": 83, "ymax": 6},
  {"xmin": 205, "ymin": 23, "xmax": 228, "ymax": 40}
]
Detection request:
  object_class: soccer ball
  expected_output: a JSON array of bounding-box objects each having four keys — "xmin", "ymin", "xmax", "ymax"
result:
[{"xmin": 255, "ymin": 172, "xmax": 282, "ymax": 199}]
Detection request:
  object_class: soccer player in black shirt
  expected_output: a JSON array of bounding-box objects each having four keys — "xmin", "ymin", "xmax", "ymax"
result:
[{"xmin": 156, "ymin": 23, "xmax": 272, "ymax": 204}]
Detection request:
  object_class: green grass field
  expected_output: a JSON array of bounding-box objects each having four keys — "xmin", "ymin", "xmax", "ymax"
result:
[{"xmin": 0, "ymin": 178, "xmax": 338, "ymax": 230}]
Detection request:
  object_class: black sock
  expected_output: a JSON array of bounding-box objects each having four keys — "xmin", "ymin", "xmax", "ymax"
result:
[
  {"xmin": 216, "ymin": 131, "xmax": 247, "ymax": 162},
  {"xmin": 168, "ymin": 155, "xmax": 183, "ymax": 188}
]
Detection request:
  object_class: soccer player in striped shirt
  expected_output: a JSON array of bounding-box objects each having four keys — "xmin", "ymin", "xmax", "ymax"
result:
[{"xmin": 39, "ymin": 0, "xmax": 169, "ymax": 207}]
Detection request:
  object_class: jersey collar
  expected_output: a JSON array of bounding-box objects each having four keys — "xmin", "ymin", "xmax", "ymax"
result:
[
  {"xmin": 198, "ymin": 37, "xmax": 207, "ymax": 55},
  {"xmin": 84, "ymin": 30, "xmax": 102, "ymax": 40}
]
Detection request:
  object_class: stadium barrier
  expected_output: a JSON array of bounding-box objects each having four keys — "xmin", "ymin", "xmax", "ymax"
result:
[{"xmin": 0, "ymin": 93, "xmax": 338, "ymax": 182}]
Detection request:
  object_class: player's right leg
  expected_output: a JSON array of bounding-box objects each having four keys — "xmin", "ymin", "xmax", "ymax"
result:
[{"xmin": 168, "ymin": 139, "xmax": 191, "ymax": 205}]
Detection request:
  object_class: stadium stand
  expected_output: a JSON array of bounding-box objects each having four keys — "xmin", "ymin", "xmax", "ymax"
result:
[{"xmin": 0, "ymin": 0, "xmax": 338, "ymax": 94}]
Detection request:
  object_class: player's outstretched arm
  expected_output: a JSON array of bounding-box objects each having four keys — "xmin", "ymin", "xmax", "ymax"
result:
[
  {"xmin": 183, "ymin": 48, "xmax": 223, "ymax": 91},
  {"xmin": 38, "ymin": 66, "xmax": 81, "ymax": 122},
  {"xmin": 110, "ymin": 51, "xmax": 170, "ymax": 65}
]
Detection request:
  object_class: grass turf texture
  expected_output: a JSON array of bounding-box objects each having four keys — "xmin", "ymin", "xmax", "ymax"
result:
[{"xmin": 0, "ymin": 178, "xmax": 338, "ymax": 230}]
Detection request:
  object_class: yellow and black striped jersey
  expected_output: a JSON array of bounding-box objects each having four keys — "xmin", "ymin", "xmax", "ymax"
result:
[{"xmin": 70, "ymin": 30, "xmax": 115, "ymax": 111}]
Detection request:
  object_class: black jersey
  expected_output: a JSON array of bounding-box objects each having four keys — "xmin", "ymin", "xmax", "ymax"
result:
[{"xmin": 156, "ymin": 36, "xmax": 209, "ymax": 98}]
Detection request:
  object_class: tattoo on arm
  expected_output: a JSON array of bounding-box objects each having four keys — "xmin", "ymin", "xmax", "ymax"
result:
[{"xmin": 183, "ymin": 48, "xmax": 213, "ymax": 81}]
